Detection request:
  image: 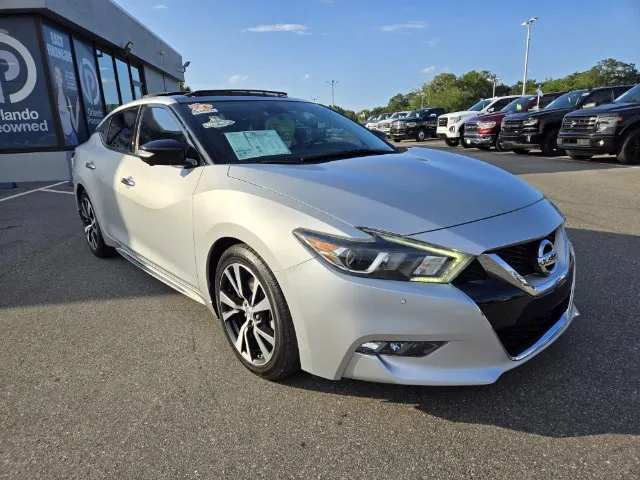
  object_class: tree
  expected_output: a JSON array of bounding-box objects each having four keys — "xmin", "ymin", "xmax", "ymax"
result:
[
  {"xmin": 594, "ymin": 58, "xmax": 640, "ymax": 85},
  {"xmin": 387, "ymin": 93, "xmax": 411, "ymax": 112},
  {"xmin": 329, "ymin": 105, "xmax": 357, "ymax": 120}
]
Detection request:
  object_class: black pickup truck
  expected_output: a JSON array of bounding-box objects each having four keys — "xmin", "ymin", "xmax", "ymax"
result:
[
  {"xmin": 390, "ymin": 108, "xmax": 446, "ymax": 142},
  {"xmin": 558, "ymin": 83, "xmax": 640, "ymax": 164},
  {"xmin": 499, "ymin": 85, "xmax": 633, "ymax": 156}
]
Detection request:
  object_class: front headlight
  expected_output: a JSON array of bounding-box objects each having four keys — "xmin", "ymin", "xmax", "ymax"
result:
[
  {"xmin": 523, "ymin": 117, "xmax": 539, "ymax": 126},
  {"xmin": 451, "ymin": 116, "xmax": 462, "ymax": 124},
  {"xmin": 293, "ymin": 228, "xmax": 473, "ymax": 283},
  {"xmin": 406, "ymin": 122, "xmax": 417, "ymax": 127},
  {"xmin": 477, "ymin": 121, "xmax": 496, "ymax": 130},
  {"xmin": 595, "ymin": 115, "xmax": 623, "ymax": 132}
]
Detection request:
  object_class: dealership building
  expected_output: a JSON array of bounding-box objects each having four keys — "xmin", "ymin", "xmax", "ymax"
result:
[{"xmin": 0, "ymin": 0, "xmax": 185, "ymax": 182}]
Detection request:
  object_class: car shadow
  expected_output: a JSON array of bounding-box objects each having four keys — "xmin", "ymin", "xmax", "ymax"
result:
[{"xmin": 281, "ymin": 227, "xmax": 640, "ymax": 439}]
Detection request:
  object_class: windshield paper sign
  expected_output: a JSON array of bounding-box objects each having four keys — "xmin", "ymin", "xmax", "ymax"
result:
[{"xmin": 224, "ymin": 130, "xmax": 291, "ymax": 160}]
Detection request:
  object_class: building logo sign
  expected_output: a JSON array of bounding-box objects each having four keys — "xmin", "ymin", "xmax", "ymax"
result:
[
  {"xmin": 80, "ymin": 57, "xmax": 100, "ymax": 105},
  {"xmin": 0, "ymin": 32, "xmax": 37, "ymax": 104}
]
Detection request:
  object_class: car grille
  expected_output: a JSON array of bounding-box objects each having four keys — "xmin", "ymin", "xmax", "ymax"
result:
[
  {"xmin": 438, "ymin": 117, "xmax": 448, "ymax": 127},
  {"xmin": 497, "ymin": 295, "xmax": 570, "ymax": 357},
  {"xmin": 501, "ymin": 119, "xmax": 523, "ymax": 136},
  {"xmin": 453, "ymin": 230, "xmax": 556, "ymax": 283},
  {"xmin": 465, "ymin": 122, "xmax": 478, "ymax": 134},
  {"xmin": 561, "ymin": 115, "xmax": 596, "ymax": 133}
]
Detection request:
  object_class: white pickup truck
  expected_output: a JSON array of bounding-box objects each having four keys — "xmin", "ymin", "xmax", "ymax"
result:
[{"xmin": 436, "ymin": 96, "xmax": 521, "ymax": 146}]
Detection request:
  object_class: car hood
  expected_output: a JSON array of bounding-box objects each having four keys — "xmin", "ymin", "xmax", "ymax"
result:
[
  {"xmin": 227, "ymin": 148, "xmax": 543, "ymax": 235},
  {"xmin": 473, "ymin": 111, "xmax": 509, "ymax": 122},
  {"xmin": 508, "ymin": 107, "xmax": 572, "ymax": 120},
  {"xmin": 442, "ymin": 110, "xmax": 479, "ymax": 118},
  {"xmin": 564, "ymin": 101, "xmax": 639, "ymax": 117}
]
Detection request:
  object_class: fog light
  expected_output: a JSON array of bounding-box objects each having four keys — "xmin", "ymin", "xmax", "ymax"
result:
[
  {"xmin": 597, "ymin": 140, "xmax": 604, "ymax": 146},
  {"xmin": 356, "ymin": 341, "xmax": 445, "ymax": 357}
]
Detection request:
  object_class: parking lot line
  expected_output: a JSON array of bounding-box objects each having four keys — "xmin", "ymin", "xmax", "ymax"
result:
[
  {"xmin": 41, "ymin": 188, "xmax": 74, "ymax": 195},
  {"xmin": 0, "ymin": 181, "xmax": 67, "ymax": 203}
]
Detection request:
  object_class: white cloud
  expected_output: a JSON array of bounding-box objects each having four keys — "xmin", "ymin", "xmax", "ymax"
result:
[
  {"xmin": 425, "ymin": 38, "xmax": 440, "ymax": 46},
  {"xmin": 152, "ymin": 4, "xmax": 168, "ymax": 9},
  {"xmin": 421, "ymin": 66, "xmax": 437, "ymax": 74},
  {"xmin": 228, "ymin": 74, "xmax": 249, "ymax": 84},
  {"xmin": 244, "ymin": 24, "xmax": 311, "ymax": 35},
  {"xmin": 303, "ymin": 73, "xmax": 311, "ymax": 80},
  {"xmin": 379, "ymin": 21, "xmax": 426, "ymax": 32}
]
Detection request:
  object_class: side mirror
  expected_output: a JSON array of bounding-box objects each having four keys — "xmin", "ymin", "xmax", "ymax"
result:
[
  {"xmin": 582, "ymin": 102, "xmax": 597, "ymax": 109},
  {"xmin": 138, "ymin": 139, "xmax": 188, "ymax": 166}
]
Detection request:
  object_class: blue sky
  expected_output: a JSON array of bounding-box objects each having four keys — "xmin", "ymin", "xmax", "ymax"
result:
[{"xmin": 114, "ymin": 0, "xmax": 639, "ymax": 111}]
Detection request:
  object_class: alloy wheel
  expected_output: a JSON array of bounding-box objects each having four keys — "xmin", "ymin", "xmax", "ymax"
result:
[
  {"xmin": 219, "ymin": 263, "xmax": 276, "ymax": 366},
  {"xmin": 80, "ymin": 197, "xmax": 99, "ymax": 251}
]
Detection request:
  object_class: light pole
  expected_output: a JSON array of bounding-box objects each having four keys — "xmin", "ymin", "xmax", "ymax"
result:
[
  {"xmin": 326, "ymin": 80, "xmax": 339, "ymax": 106},
  {"xmin": 521, "ymin": 17, "xmax": 538, "ymax": 95},
  {"xmin": 487, "ymin": 73, "xmax": 499, "ymax": 97}
]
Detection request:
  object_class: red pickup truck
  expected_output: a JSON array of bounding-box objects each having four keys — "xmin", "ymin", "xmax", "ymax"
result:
[{"xmin": 462, "ymin": 92, "xmax": 565, "ymax": 150}]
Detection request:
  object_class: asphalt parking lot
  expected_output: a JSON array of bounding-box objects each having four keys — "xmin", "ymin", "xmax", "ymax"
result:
[{"xmin": 1, "ymin": 142, "xmax": 639, "ymax": 479}]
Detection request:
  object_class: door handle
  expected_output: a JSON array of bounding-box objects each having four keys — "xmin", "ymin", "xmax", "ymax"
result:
[
  {"xmin": 121, "ymin": 177, "xmax": 135, "ymax": 186},
  {"xmin": 85, "ymin": 162, "xmax": 96, "ymax": 170}
]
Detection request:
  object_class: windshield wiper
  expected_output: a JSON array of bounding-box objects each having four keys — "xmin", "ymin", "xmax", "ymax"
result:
[
  {"xmin": 259, "ymin": 156, "xmax": 304, "ymax": 164},
  {"xmin": 300, "ymin": 148, "xmax": 395, "ymax": 163}
]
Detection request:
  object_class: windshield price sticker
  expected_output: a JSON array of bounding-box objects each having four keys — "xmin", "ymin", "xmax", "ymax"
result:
[
  {"xmin": 188, "ymin": 103, "xmax": 218, "ymax": 115},
  {"xmin": 224, "ymin": 130, "xmax": 291, "ymax": 160}
]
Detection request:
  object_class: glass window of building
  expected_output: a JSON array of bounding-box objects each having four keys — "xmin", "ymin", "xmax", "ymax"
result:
[
  {"xmin": 116, "ymin": 59, "xmax": 133, "ymax": 104},
  {"xmin": 131, "ymin": 66, "xmax": 144, "ymax": 99},
  {"xmin": 97, "ymin": 50, "xmax": 119, "ymax": 112}
]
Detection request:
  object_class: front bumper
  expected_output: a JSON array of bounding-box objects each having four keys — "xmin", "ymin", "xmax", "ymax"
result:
[
  {"xmin": 500, "ymin": 132, "xmax": 544, "ymax": 150},
  {"xmin": 557, "ymin": 133, "xmax": 617, "ymax": 155},
  {"xmin": 437, "ymin": 124, "xmax": 460, "ymax": 139},
  {"xmin": 276, "ymin": 215, "xmax": 577, "ymax": 386},
  {"xmin": 463, "ymin": 133, "xmax": 496, "ymax": 146}
]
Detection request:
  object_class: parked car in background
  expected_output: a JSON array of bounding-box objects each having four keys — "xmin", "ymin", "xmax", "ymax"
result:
[
  {"xmin": 436, "ymin": 96, "xmax": 522, "ymax": 147},
  {"xmin": 500, "ymin": 85, "xmax": 633, "ymax": 156},
  {"xmin": 463, "ymin": 93, "xmax": 565, "ymax": 151},
  {"xmin": 557, "ymin": 83, "xmax": 640, "ymax": 164},
  {"xmin": 377, "ymin": 111, "xmax": 409, "ymax": 134},
  {"xmin": 365, "ymin": 114, "xmax": 386, "ymax": 130},
  {"xmin": 390, "ymin": 108, "xmax": 447, "ymax": 142}
]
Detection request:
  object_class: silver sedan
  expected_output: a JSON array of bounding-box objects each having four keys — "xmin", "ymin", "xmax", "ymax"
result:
[{"xmin": 72, "ymin": 90, "xmax": 578, "ymax": 385}]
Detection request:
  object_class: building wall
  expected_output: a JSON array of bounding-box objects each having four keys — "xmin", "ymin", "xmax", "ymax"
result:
[
  {"xmin": 1, "ymin": 0, "xmax": 184, "ymax": 83},
  {"xmin": 1, "ymin": 152, "xmax": 69, "ymax": 182}
]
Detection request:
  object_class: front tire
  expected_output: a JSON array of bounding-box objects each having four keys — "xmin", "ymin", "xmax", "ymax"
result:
[
  {"xmin": 459, "ymin": 129, "xmax": 469, "ymax": 148},
  {"xmin": 541, "ymin": 128, "xmax": 563, "ymax": 156},
  {"xmin": 78, "ymin": 192, "xmax": 116, "ymax": 258},
  {"xmin": 617, "ymin": 129, "xmax": 640, "ymax": 165},
  {"xmin": 214, "ymin": 244, "xmax": 299, "ymax": 381},
  {"xmin": 415, "ymin": 128, "xmax": 427, "ymax": 142},
  {"xmin": 445, "ymin": 138, "xmax": 459, "ymax": 147}
]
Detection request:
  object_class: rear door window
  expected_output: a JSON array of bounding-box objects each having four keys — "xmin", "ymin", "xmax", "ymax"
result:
[
  {"xmin": 105, "ymin": 107, "xmax": 139, "ymax": 153},
  {"xmin": 585, "ymin": 89, "xmax": 614, "ymax": 106}
]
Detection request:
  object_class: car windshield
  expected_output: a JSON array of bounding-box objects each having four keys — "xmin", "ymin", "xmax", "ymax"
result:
[
  {"xmin": 614, "ymin": 84, "xmax": 640, "ymax": 103},
  {"xmin": 467, "ymin": 99, "xmax": 492, "ymax": 112},
  {"xmin": 405, "ymin": 110, "xmax": 424, "ymax": 119},
  {"xmin": 502, "ymin": 97, "xmax": 535, "ymax": 113},
  {"xmin": 544, "ymin": 90, "xmax": 588, "ymax": 110},
  {"xmin": 180, "ymin": 99, "xmax": 396, "ymax": 164}
]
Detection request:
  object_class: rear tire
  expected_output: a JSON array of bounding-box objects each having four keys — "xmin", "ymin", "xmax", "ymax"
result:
[
  {"xmin": 541, "ymin": 128, "xmax": 563, "ymax": 156},
  {"xmin": 512, "ymin": 148, "xmax": 529, "ymax": 155},
  {"xmin": 617, "ymin": 129, "xmax": 640, "ymax": 165},
  {"xmin": 214, "ymin": 244, "xmax": 300, "ymax": 381},
  {"xmin": 445, "ymin": 138, "xmax": 459, "ymax": 147},
  {"xmin": 78, "ymin": 191, "xmax": 116, "ymax": 258},
  {"xmin": 567, "ymin": 152, "xmax": 593, "ymax": 160}
]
